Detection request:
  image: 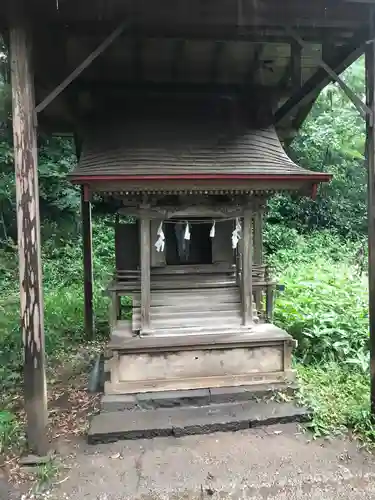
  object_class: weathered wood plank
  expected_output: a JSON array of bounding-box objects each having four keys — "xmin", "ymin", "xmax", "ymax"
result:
[
  {"xmin": 242, "ymin": 210, "xmax": 253, "ymax": 326},
  {"xmin": 140, "ymin": 216, "xmax": 151, "ymax": 332},
  {"xmin": 254, "ymin": 211, "xmax": 264, "ymax": 313},
  {"xmin": 10, "ymin": 2, "xmax": 48, "ymax": 455},
  {"xmin": 81, "ymin": 187, "xmax": 94, "ymax": 339},
  {"xmin": 109, "ymin": 323, "xmax": 291, "ymax": 351},
  {"xmin": 108, "ymin": 279, "xmax": 238, "ymax": 291}
]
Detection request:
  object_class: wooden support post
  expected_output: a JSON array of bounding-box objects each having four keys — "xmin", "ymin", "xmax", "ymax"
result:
[
  {"xmin": 291, "ymin": 40, "xmax": 302, "ymax": 91},
  {"xmin": 242, "ymin": 210, "xmax": 253, "ymax": 327},
  {"xmin": 254, "ymin": 211, "xmax": 264, "ymax": 314},
  {"xmin": 140, "ymin": 216, "xmax": 151, "ymax": 332},
  {"xmin": 9, "ymin": 5, "xmax": 48, "ymax": 455},
  {"xmin": 81, "ymin": 186, "xmax": 94, "ymax": 340},
  {"xmin": 366, "ymin": 13, "xmax": 375, "ymax": 417}
]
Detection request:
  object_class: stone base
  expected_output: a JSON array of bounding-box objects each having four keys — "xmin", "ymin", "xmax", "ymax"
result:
[
  {"xmin": 105, "ymin": 324, "xmax": 295, "ymax": 394},
  {"xmin": 88, "ymin": 400, "xmax": 310, "ymax": 444},
  {"xmin": 87, "ymin": 324, "xmax": 302, "ymax": 444},
  {"xmin": 101, "ymin": 382, "xmax": 298, "ymax": 412}
]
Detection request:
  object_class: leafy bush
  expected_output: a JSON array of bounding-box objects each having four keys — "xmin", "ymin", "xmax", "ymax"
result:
[
  {"xmin": 0, "ymin": 410, "xmax": 25, "ymax": 453},
  {"xmin": 270, "ymin": 230, "xmax": 368, "ymax": 364},
  {"xmin": 0, "ymin": 217, "xmax": 115, "ymax": 392}
]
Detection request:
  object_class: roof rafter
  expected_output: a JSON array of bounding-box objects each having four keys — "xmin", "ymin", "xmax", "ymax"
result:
[{"xmin": 274, "ymin": 31, "xmax": 367, "ymax": 125}]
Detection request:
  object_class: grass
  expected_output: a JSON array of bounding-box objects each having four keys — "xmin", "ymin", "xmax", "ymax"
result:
[{"xmin": 297, "ymin": 364, "xmax": 373, "ymax": 441}]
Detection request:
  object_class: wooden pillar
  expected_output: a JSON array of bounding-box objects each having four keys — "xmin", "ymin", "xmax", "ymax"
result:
[
  {"xmin": 242, "ymin": 210, "xmax": 253, "ymax": 326},
  {"xmin": 140, "ymin": 216, "xmax": 151, "ymax": 332},
  {"xmin": 9, "ymin": 4, "xmax": 48, "ymax": 455},
  {"xmin": 253, "ymin": 211, "xmax": 264, "ymax": 313},
  {"xmin": 81, "ymin": 186, "xmax": 94, "ymax": 340},
  {"xmin": 366, "ymin": 13, "xmax": 375, "ymax": 417}
]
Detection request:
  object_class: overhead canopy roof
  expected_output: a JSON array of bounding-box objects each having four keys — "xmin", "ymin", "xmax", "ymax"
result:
[
  {"xmin": 70, "ymin": 97, "xmax": 330, "ymax": 184},
  {"xmin": 0, "ymin": 0, "xmax": 368, "ymax": 136}
]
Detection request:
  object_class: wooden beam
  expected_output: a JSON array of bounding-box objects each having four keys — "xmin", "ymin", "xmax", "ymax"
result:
[
  {"xmin": 41, "ymin": 23, "xmax": 357, "ymax": 43},
  {"xmin": 244, "ymin": 44, "xmax": 264, "ymax": 84},
  {"xmin": 71, "ymin": 81, "xmax": 290, "ymax": 100},
  {"xmin": 253, "ymin": 211, "xmax": 264, "ymax": 313},
  {"xmin": 81, "ymin": 186, "xmax": 94, "ymax": 340},
  {"xmin": 288, "ymin": 29, "xmax": 371, "ymax": 120},
  {"xmin": 9, "ymin": 1, "xmax": 48, "ymax": 456},
  {"xmin": 133, "ymin": 38, "xmax": 143, "ymax": 82},
  {"xmin": 365, "ymin": 11, "xmax": 375, "ymax": 417},
  {"xmin": 171, "ymin": 39, "xmax": 186, "ymax": 81},
  {"xmin": 242, "ymin": 210, "xmax": 253, "ymax": 326},
  {"xmin": 274, "ymin": 33, "xmax": 366, "ymax": 125},
  {"xmin": 35, "ymin": 22, "xmax": 127, "ymax": 114},
  {"xmin": 291, "ymin": 40, "xmax": 302, "ymax": 90},
  {"xmin": 289, "ymin": 42, "xmax": 336, "ymax": 133},
  {"xmin": 210, "ymin": 41, "xmax": 225, "ymax": 83},
  {"xmin": 140, "ymin": 215, "xmax": 151, "ymax": 333}
]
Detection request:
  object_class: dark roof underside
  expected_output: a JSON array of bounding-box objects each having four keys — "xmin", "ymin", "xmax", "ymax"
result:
[{"xmin": 0, "ymin": 0, "xmax": 369, "ymax": 136}]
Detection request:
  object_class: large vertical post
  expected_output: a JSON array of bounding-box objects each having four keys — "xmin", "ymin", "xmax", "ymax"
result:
[
  {"xmin": 242, "ymin": 209, "xmax": 253, "ymax": 326},
  {"xmin": 253, "ymin": 210, "xmax": 264, "ymax": 313},
  {"xmin": 81, "ymin": 186, "xmax": 94, "ymax": 340},
  {"xmin": 140, "ymin": 216, "xmax": 151, "ymax": 332},
  {"xmin": 366, "ymin": 13, "xmax": 375, "ymax": 417},
  {"xmin": 10, "ymin": 3, "xmax": 48, "ymax": 455}
]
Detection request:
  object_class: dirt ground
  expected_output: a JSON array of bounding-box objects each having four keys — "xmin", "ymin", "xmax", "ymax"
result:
[{"xmin": 44, "ymin": 423, "xmax": 375, "ymax": 500}]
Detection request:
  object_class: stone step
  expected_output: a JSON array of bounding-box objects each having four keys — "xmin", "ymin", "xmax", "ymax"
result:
[
  {"xmin": 88, "ymin": 400, "xmax": 310, "ymax": 444},
  {"xmin": 101, "ymin": 382, "xmax": 298, "ymax": 411}
]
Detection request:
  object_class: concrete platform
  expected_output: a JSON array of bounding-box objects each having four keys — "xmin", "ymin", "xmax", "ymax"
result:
[{"xmin": 88, "ymin": 400, "xmax": 310, "ymax": 444}]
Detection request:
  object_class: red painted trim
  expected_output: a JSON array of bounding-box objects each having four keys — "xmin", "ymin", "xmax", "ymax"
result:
[
  {"xmin": 70, "ymin": 173, "xmax": 332, "ymax": 183},
  {"xmin": 311, "ymin": 183, "xmax": 318, "ymax": 200}
]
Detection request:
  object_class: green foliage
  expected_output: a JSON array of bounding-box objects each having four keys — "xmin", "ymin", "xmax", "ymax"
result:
[
  {"xmin": 269, "ymin": 58, "xmax": 367, "ymax": 237},
  {"xmin": 268, "ymin": 229, "xmax": 372, "ymax": 442},
  {"xmin": 0, "ymin": 218, "xmax": 114, "ymax": 392},
  {"xmin": 270, "ymin": 229, "xmax": 368, "ymax": 364},
  {"xmin": 0, "ymin": 410, "xmax": 25, "ymax": 454}
]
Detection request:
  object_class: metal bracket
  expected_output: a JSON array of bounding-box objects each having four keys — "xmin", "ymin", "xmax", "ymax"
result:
[
  {"xmin": 287, "ymin": 28, "xmax": 373, "ymax": 125},
  {"xmin": 35, "ymin": 22, "xmax": 127, "ymax": 114}
]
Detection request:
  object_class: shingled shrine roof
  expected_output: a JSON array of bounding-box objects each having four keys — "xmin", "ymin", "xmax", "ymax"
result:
[{"xmin": 69, "ymin": 97, "xmax": 330, "ymax": 183}]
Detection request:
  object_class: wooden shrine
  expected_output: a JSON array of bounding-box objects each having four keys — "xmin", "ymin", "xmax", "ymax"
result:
[
  {"xmin": 1, "ymin": 0, "xmax": 375, "ymax": 452},
  {"xmin": 68, "ymin": 97, "xmax": 330, "ymax": 398}
]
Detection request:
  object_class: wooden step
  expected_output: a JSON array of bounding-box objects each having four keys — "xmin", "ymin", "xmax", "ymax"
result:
[
  {"xmin": 109, "ymin": 324, "xmax": 292, "ymax": 351},
  {"xmin": 132, "ymin": 311, "xmax": 243, "ymax": 330},
  {"xmin": 109, "ymin": 279, "xmax": 237, "ymax": 291},
  {"xmin": 133, "ymin": 306, "xmax": 242, "ymax": 319},
  {"xmin": 132, "ymin": 289, "xmax": 240, "ymax": 307}
]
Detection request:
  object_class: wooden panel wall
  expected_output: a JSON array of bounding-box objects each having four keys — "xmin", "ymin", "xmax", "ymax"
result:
[
  {"xmin": 212, "ymin": 220, "xmax": 235, "ymax": 264},
  {"xmin": 115, "ymin": 221, "xmax": 140, "ymax": 270}
]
